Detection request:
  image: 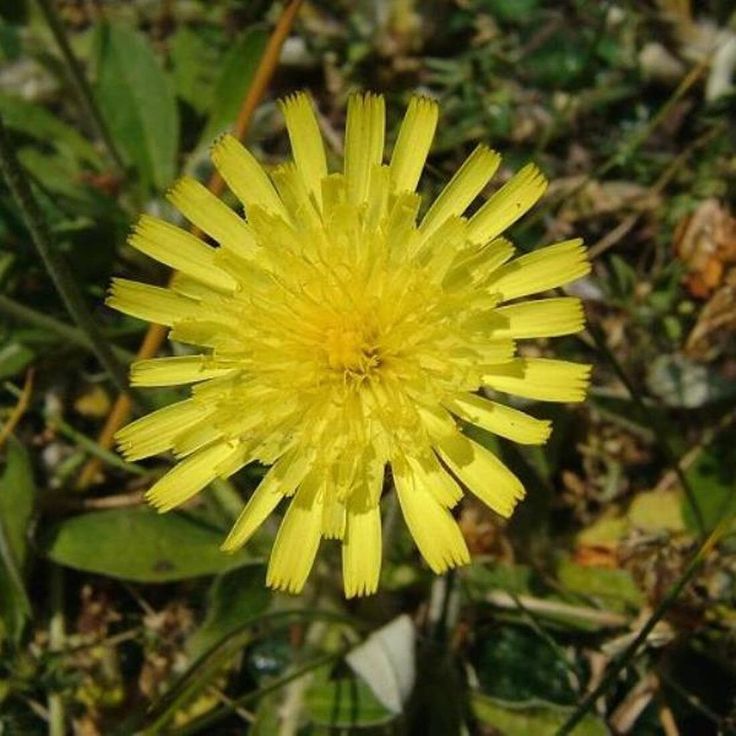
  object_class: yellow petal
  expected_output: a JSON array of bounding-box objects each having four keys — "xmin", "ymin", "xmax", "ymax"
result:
[
  {"xmin": 344, "ymin": 93, "xmax": 385, "ymax": 204},
  {"xmin": 167, "ymin": 176, "xmax": 255, "ymax": 257},
  {"xmin": 322, "ymin": 486, "xmax": 346, "ymax": 539},
  {"xmin": 419, "ymin": 145, "xmax": 500, "ymax": 241},
  {"xmin": 487, "ymin": 239, "xmax": 590, "ymax": 301},
  {"xmin": 266, "ymin": 471, "xmax": 324, "ymax": 594},
  {"xmin": 146, "ymin": 441, "xmax": 240, "ymax": 512},
  {"xmin": 484, "ymin": 358, "xmax": 592, "ymax": 402},
  {"xmin": 493, "ymin": 297, "xmax": 585, "ymax": 339},
  {"xmin": 434, "ymin": 434, "xmax": 525, "ymax": 518},
  {"xmin": 211, "ymin": 134, "xmax": 289, "ymax": 219},
  {"xmin": 445, "ymin": 393, "xmax": 551, "ymax": 445},
  {"xmin": 115, "ymin": 399, "xmax": 213, "ymax": 461},
  {"xmin": 106, "ymin": 278, "xmax": 200, "ymax": 326},
  {"xmin": 405, "ymin": 452, "xmax": 463, "ymax": 507},
  {"xmin": 342, "ymin": 490, "xmax": 382, "ymax": 598},
  {"xmin": 279, "ymin": 92, "xmax": 328, "ymax": 208},
  {"xmin": 129, "ymin": 216, "xmax": 236, "ymax": 292},
  {"xmin": 467, "ymin": 163, "xmax": 548, "ymax": 244},
  {"xmin": 270, "ymin": 163, "xmax": 321, "ymax": 229},
  {"xmin": 393, "ymin": 456, "xmax": 470, "ymax": 573},
  {"xmin": 221, "ymin": 450, "xmax": 310, "ymax": 552},
  {"xmin": 389, "ymin": 95, "xmax": 438, "ymax": 194},
  {"xmin": 130, "ymin": 355, "xmax": 237, "ymax": 387}
]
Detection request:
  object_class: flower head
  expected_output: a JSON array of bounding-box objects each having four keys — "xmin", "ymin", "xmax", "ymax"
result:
[{"xmin": 108, "ymin": 93, "xmax": 590, "ymax": 596}]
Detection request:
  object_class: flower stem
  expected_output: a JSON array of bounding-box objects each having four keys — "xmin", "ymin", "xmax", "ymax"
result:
[
  {"xmin": 0, "ymin": 115, "xmax": 132, "ymax": 398},
  {"xmin": 35, "ymin": 0, "xmax": 127, "ymax": 177}
]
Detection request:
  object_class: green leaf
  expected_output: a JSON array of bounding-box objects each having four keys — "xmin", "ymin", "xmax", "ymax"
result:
[
  {"xmin": 41, "ymin": 507, "xmax": 254, "ymax": 582},
  {"xmin": 557, "ymin": 558, "xmax": 644, "ymax": 609},
  {"xmin": 473, "ymin": 625, "xmax": 578, "ymax": 704},
  {"xmin": 0, "ymin": 342, "xmax": 33, "ymax": 380},
  {"xmin": 94, "ymin": 23, "xmax": 179, "ymax": 191},
  {"xmin": 186, "ymin": 565, "xmax": 270, "ymax": 659},
  {"xmin": 465, "ymin": 562, "xmax": 532, "ymax": 599},
  {"xmin": 198, "ymin": 27, "xmax": 268, "ymax": 146},
  {"xmin": 682, "ymin": 427, "xmax": 736, "ymax": 533},
  {"xmin": 169, "ymin": 26, "xmax": 220, "ymax": 114},
  {"xmin": 0, "ymin": 93, "xmax": 102, "ymax": 168},
  {"xmin": 0, "ymin": 438, "xmax": 35, "ymax": 642},
  {"xmin": 306, "ymin": 666, "xmax": 396, "ymax": 728},
  {"xmin": 471, "ymin": 692, "xmax": 607, "ymax": 736}
]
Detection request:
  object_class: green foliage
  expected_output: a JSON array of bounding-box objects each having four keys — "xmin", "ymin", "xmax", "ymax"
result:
[
  {"xmin": 682, "ymin": 428, "xmax": 736, "ymax": 533},
  {"xmin": 93, "ymin": 23, "xmax": 179, "ymax": 192},
  {"xmin": 197, "ymin": 27, "xmax": 268, "ymax": 147},
  {"xmin": 41, "ymin": 507, "xmax": 255, "ymax": 582},
  {"xmin": 186, "ymin": 565, "xmax": 270, "ymax": 658},
  {"xmin": 0, "ymin": 438, "xmax": 35, "ymax": 643}
]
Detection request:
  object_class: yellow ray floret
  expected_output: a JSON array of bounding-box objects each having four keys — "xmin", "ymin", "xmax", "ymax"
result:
[
  {"xmin": 493, "ymin": 297, "xmax": 585, "ymax": 339},
  {"xmin": 487, "ymin": 238, "xmax": 590, "ymax": 301},
  {"xmin": 108, "ymin": 91, "xmax": 592, "ymax": 597},
  {"xmin": 445, "ymin": 393, "xmax": 551, "ymax": 445},
  {"xmin": 484, "ymin": 359, "xmax": 592, "ymax": 403},
  {"xmin": 211, "ymin": 134, "xmax": 289, "ymax": 220},
  {"xmin": 279, "ymin": 93, "xmax": 328, "ymax": 206},
  {"xmin": 389, "ymin": 96, "xmax": 439, "ymax": 194},
  {"xmin": 468, "ymin": 163, "xmax": 548, "ymax": 244}
]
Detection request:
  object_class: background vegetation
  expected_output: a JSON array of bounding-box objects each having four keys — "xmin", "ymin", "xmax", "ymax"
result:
[{"xmin": 0, "ymin": 0, "xmax": 735, "ymax": 733}]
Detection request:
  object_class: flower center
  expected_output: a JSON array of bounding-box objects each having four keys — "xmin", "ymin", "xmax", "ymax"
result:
[{"xmin": 324, "ymin": 324, "xmax": 380, "ymax": 375}]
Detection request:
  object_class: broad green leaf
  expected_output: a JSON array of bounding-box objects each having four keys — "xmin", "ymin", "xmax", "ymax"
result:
[
  {"xmin": 682, "ymin": 427, "xmax": 736, "ymax": 533},
  {"xmin": 471, "ymin": 692, "xmax": 607, "ymax": 736},
  {"xmin": 198, "ymin": 27, "xmax": 267, "ymax": 146},
  {"xmin": 306, "ymin": 666, "xmax": 396, "ymax": 728},
  {"xmin": 94, "ymin": 23, "xmax": 179, "ymax": 191},
  {"xmin": 474, "ymin": 625, "xmax": 578, "ymax": 704},
  {"xmin": 0, "ymin": 438, "xmax": 35, "ymax": 642},
  {"xmin": 0, "ymin": 342, "xmax": 33, "ymax": 380},
  {"xmin": 0, "ymin": 93, "xmax": 101, "ymax": 167},
  {"xmin": 465, "ymin": 562, "xmax": 533, "ymax": 599},
  {"xmin": 557, "ymin": 558, "xmax": 644, "ymax": 609},
  {"xmin": 169, "ymin": 26, "xmax": 220, "ymax": 114},
  {"xmin": 186, "ymin": 565, "xmax": 269, "ymax": 659},
  {"xmin": 41, "ymin": 507, "xmax": 254, "ymax": 582}
]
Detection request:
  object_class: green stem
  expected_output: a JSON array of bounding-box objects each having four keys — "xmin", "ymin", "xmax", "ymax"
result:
[
  {"xmin": 48, "ymin": 565, "xmax": 65, "ymax": 736},
  {"xmin": 0, "ymin": 115, "xmax": 133, "ymax": 400},
  {"xmin": 47, "ymin": 411, "xmax": 147, "ymax": 477},
  {"xmin": 35, "ymin": 0, "xmax": 126, "ymax": 177},
  {"xmin": 556, "ymin": 519, "xmax": 728, "ymax": 735},
  {"xmin": 0, "ymin": 293, "xmax": 134, "ymax": 363}
]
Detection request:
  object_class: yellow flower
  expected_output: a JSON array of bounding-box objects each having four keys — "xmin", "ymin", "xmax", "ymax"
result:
[{"xmin": 108, "ymin": 93, "xmax": 591, "ymax": 597}]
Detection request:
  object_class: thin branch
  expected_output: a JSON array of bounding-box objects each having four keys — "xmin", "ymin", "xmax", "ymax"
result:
[{"xmin": 0, "ymin": 116, "xmax": 133, "ymax": 400}]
